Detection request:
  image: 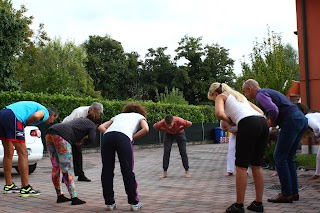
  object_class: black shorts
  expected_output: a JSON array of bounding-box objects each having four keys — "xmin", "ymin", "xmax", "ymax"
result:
[
  {"xmin": 235, "ymin": 116, "xmax": 269, "ymax": 168},
  {"xmin": 0, "ymin": 108, "xmax": 25, "ymax": 143}
]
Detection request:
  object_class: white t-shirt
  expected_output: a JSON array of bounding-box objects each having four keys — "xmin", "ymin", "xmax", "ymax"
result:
[
  {"xmin": 62, "ymin": 106, "xmax": 89, "ymax": 123},
  {"xmin": 224, "ymin": 95, "xmax": 262, "ymax": 125},
  {"xmin": 105, "ymin": 112, "xmax": 146, "ymax": 140},
  {"xmin": 306, "ymin": 112, "xmax": 320, "ymax": 137}
]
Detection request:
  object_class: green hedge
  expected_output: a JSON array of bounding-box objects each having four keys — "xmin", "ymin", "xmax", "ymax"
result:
[{"xmin": 0, "ymin": 91, "xmax": 217, "ymax": 123}]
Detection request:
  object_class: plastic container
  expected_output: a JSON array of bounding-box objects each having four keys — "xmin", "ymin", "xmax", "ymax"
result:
[{"xmin": 213, "ymin": 127, "xmax": 225, "ymax": 144}]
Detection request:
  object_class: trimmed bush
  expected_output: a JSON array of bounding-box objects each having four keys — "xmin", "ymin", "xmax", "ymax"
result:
[{"xmin": 0, "ymin": 91, "xmax": 217, "ymax": 123}]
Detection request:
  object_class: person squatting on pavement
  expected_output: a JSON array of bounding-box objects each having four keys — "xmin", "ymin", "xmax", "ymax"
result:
[
  {"xmin": 1, "ymin": 101, "xmax": 58, "ymax": 197},
  {"xmin": 45, "ymin": 113, "xmax": 102, "ymax": 205},
  {"xmin": 62, "ymin": 102, "xmax": 103, "ymax": 182},
  {"xmin": 242, "ymin": 79, "xmax": 308, "ymax": 204},
  {"xmin": 208, "ymin": 82, "xmax": 269, "ymax": 213},
  {"xmin": 98, "ymin": 103, "xmax": 149, "ymax": 211},
  {"xmin": 153, "ymin": 114, "xmax": 192, "ymax": 179}
]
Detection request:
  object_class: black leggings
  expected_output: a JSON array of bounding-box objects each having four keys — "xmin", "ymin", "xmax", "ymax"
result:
[
  {"xmin": 235, "ymin": 116, "xmax": 269, "ymax": 168},
  {"xmin": 101, "ymin": 131, "xmax": 139, "ymax": 205}
]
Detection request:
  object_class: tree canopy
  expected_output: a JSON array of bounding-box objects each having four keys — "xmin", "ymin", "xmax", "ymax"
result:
[
  {"xmin": 174, "ymin": 35, "xmax": 236, "ymax": 104},
  {"xmin": 0, "ymin": 0, "xmax": 32, "ymax": 90},
  {"xmin": 1, "ymin": 1, "xmax": 300, "ymax": 105},
  {"xmin": 235, "ymin": 29, "xmax": 299, "ymax": 94}
]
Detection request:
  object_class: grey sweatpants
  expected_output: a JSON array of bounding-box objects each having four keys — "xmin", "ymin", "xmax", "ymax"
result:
[{"xmin": 162, "ymin": 132, "xmax": 189, "ymax": 171}]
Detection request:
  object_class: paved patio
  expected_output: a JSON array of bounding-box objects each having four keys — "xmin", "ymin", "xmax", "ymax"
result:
[{"xmin": 1, "ymin": 143, "xmax": 319, "ymax": 213}]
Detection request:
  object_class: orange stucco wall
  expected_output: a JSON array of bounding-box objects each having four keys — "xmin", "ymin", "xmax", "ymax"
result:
[{"xmin": 296, "ymin": 0, "xmax": 320, "ymax": 110}]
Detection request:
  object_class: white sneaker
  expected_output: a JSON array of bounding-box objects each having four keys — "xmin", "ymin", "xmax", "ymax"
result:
[
  {"xmin": 106, "ymin": 203, "xmax": 116, "ymax": 211},
  {"xmin": 131, "ymin": 202, "xmax": 142, "ymax": 211}
]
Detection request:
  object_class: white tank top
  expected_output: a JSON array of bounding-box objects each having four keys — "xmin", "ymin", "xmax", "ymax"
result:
[{"xmin": 224, "ymin": 94, "xmax": 262, "ymax": 125}]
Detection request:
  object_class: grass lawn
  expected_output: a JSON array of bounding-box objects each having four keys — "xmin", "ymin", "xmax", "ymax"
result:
[{"xmin": 295, "ymin": 154, "xmax": 317, "ymax": 169}]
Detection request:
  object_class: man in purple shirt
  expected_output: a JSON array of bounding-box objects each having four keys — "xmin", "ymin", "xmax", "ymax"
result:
[{"xmin": 242, "ymin": 79, "xmax": 308, "ymax": 204}]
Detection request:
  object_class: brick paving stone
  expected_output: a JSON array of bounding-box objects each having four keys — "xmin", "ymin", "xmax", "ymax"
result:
[{"xmin": 1, "ymin": 143, "xmax": 320, "ymax": 212}]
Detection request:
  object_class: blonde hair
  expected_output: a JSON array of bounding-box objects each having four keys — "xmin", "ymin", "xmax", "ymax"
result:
[{"xmin": 208, "ymin": 82, "xmax": 246, "ymax": 102}]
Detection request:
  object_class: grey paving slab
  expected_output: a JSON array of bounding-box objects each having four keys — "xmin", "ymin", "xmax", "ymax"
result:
[{"xmin": 1, "ymin": 143, "xmax": 320, "ymax": 212}]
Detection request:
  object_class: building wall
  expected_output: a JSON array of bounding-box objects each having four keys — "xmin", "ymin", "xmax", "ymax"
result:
[{"xmin": 296, "ymin": 0, "xmax": 320, "ymax": 110}]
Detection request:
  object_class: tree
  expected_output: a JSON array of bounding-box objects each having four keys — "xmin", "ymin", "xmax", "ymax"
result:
[
  {"xmin": 175, "ymin": 35, "xmax": 235, "ymax": 104},
  {"xmin": 0, "ymin": 0, "xmax": 32, "ymax": 90},
  {"xmin": 141, "ymin": 47, "xmax": 178, "ymax": 101},
  {"xmin": 15, "ymin": 39, "xmax": 99, "ymax": 97},
  {"xmin": 155, "ymin": 87, "xmax": 188, "ymax": 105},
  {"xmin": 124, "ymin": 51, "xmax": 147, "ymax": 100},
  {"xmin": 236, "ymin": 28, "xmax": 299, "ymax": 94},
  {"xmin": 83, "ymin": 35, "xmax": 129, "ymax": 99}
]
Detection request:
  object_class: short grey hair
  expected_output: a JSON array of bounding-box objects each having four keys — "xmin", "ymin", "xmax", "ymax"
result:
[
  {"xmin": 47, "ymin": 107, "xmax": 59, "ymax": 116},
  {"xmin": 90, "ymin": 102, "xmax": 103, "ymax": 113},
  {"xmin": 243, "ymin": 79, "xmax": 260, "ymax": 89}
]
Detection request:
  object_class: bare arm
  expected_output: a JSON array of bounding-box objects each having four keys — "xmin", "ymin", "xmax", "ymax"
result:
[
  {"xmin": 153, "ymin": 123, "xmax": 160, "ymax": 130},
  {"xmin": 178, "ymin": 120, "xmax": 192, "ymax": 131},
  {"xmin": 133, "ymin": 119, "xmax": 149, "ymax": 140},
  {"xmin": 26, "ymin": 110, "xmax": 45, "ymax": 125},
  {"xmin": 98, "ymin": 120, "xmax": 113, "ymax": 133},
  {"xmin": 215, "ymin": 95, "xmax": 233, "ymax": 124},
  {"xmin": 185, "ymin": 120, "xmax": 192, "ymax": 128},
  {"xmin": 221, "ymin": 120, "xmax": 237, "ymax": 133},
  {"xmin": 153, "ymin": 121, "xmax": 166, "ymax": 131}
]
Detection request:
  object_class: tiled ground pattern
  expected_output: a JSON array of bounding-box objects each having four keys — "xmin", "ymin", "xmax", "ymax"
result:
[{"xmin": 1, "ymin": 143, "xmax": 319, "ymax": 213}]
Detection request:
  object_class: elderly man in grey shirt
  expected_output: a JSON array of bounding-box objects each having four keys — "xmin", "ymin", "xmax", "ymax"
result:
[{"xmin": 62, "ymin": 102, "xmax": 103, "ymax": 182}]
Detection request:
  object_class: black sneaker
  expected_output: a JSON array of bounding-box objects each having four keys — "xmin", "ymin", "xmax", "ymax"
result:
[
  {"xmin": 247, "ymin": 201, "xmax": 264, "ymax": 212},
  {"xmin": 57, "ymin": 194, "xmax": 72, "ymax": 203},
  {"xmin": 226, "ymin": 203, "xmax": 245, "ymax": 213},
  {"xmin": 71, "ymin": 197, "xmax": 86, "ymax": 205},
  {"xmin": 78, "ymin": 176, "xmax": 91, "ymax": 182},
  {"xmin": 20, "ymin": 185, "xmax": 41, "ymax": 197},
  {"xmin": 3, "ymin": 183, "xmax": 20, "ymax": 194}
]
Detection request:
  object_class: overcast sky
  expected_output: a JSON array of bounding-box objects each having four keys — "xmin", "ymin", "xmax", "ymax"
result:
[{"xmin": 12, "ymin": 0, "xmax": 298, "ymax": 75}]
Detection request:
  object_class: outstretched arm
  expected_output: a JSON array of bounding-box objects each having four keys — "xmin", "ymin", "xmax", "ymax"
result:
[
  {"xmin": 26, "ymin": 110, "xmax": 45, "ymax": 125},
  {"xmin": 153, "ymin": 120, "xmax": 166, "ymax": 131},
  {"xmin": 256, "ymin": 92, "xmax": 279, "ymax": 127},
  {"xmin": 98, "ymin": 120, "xmax": 113, "ymax": 133}
]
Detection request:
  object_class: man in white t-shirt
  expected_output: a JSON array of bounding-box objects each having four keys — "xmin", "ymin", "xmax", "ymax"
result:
[{"xmin": 62, "ymin": 102, "xmax": 103, "ymax": 182}]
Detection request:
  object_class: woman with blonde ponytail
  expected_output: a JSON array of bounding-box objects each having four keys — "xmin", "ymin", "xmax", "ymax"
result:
[
  {"xmin": 208, "ymin": 82, "xmax": 269, "ymax": 213},
  {"xmin": 208, "ymin": 83, "xmax": 246, "ymax": 102}
]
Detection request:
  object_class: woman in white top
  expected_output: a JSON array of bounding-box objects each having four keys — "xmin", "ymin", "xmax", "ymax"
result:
[
  {"xmin": 98, "ymin": 103, "xmax": 149, "ymax": 211},
  {"xmin": 208, "ymin": 82, "xmax": 269, "ymax": 213},
  {"xmin": 296, "ymin": 103, "xmax": 320, "ymax": 181}
]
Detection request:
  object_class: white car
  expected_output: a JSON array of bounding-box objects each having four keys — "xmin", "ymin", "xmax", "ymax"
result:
[{"xmin": 0, "ymin": 126, "xmax": 44, "ymax": 174}]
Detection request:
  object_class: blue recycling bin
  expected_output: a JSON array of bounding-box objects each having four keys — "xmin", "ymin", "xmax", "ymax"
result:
[{"xmin": 214, "ymin": 127, "xmax": 225, "ymax": 143}]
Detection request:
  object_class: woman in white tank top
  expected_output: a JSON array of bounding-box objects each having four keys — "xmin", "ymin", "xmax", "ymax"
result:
[{"xmin": 208, "ymin": 82, "xmax": 269, "ymax": 213}]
